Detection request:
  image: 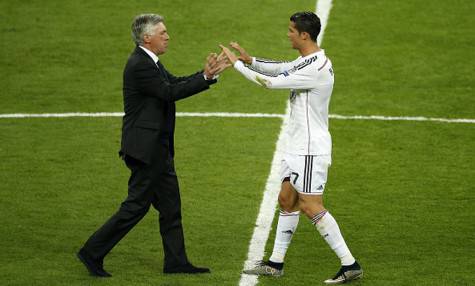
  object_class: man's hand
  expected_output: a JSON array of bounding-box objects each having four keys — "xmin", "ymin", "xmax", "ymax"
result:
[
  {"xmin": 229, "ymin": 42, "xmax": 252, "ymax": 65},
  {"xmin": 215, "ymin": 51, "xmax": 232, "ymax": 73},
  {"xmin": 219, "ymin": 45, "xmax": 239, "ymax": 65},
  {"xmin": 204, "ymin": 53, "xmax": 230, "ymax": 80},
  {"xmin": 204, "ymin": 53, "xmax": 217, "ymax": 79}
]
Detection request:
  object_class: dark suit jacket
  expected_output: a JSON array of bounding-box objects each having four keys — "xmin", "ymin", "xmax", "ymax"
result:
[{"xmin": 119, "ymin": 46, "xmax": 216, "ymax": 164}]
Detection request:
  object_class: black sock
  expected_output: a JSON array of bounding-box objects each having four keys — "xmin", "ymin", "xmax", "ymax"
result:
[{"xmin": 268, "ymin": 260, "xmax": 284, "ymax": 270}]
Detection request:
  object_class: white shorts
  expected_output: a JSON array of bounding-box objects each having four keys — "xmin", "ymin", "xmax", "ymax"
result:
[{"xmin": 280, "ymin": 153, "xmax": 331, "ymax": 195}]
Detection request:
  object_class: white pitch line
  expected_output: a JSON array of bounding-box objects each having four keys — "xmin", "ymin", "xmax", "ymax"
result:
[
  {"xmin": 0, "ymin": 112, "xmax": 473, "ymax": 123},
  {"xmin": 238, "ymin": 1, "xmax": 334, "ymax": 286},
  {"xmin": 238, "ymin": 104, "xmax": 290, "ymax": 286},
  {"xmin": 316, "ymin": 0, "xmax": 333, "ymax": 46},
  {"xmin": 0, "ymin": 112, "xmax": 124, "ymax": 118},
  {"xmin": 0, "ymin": 112, "xmax": 284, "ymax": 119},
  {"xmin": 177, "ymin": 112, "xmax": 284, "ymax": 118},
  {"xmin": 329, "ymin": 114, "xmax": 475, "ymax": 124}
]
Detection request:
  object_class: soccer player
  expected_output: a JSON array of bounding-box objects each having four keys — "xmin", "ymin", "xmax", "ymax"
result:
[{"xmin": 220, "ymin": 12, "xmax": 363, "ymax": 284}]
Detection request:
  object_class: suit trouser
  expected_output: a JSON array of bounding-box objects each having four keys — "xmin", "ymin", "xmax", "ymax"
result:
[{"xmin": 82, "ymin": 154, "xmax": 189, "ymax": 270}]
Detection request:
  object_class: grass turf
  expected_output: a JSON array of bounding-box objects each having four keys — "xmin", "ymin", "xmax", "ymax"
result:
[
  {"xmin": 259, "ymin": 120, "xmax": 475, "ymax": 286},
  {"xmin": 0, "ymin": 117, "xmax": 281, "ymax": 285},
  {"xmin": 0, "ymin": 0, "xmax": 474, "ymax": 285}
]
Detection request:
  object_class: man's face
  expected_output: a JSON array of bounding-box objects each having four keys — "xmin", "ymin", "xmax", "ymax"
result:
[
  {"xmin": 287, "ymin": 21, "xmax": 303, "ymax": 49},
  {"xmin": 144, "ymin": 22, "xmax": 170, "ymax": 55}
]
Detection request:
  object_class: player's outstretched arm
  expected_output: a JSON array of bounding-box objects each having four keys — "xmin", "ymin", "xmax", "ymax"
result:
[
  {"xmin": 229, "ymin": 42, "xmax": 292, "ymax": 75},
  {"xmin": 229, "ymin": 42, "xmax": 252, "ymax": 64},
  {"xmin": 220, "ymin": 45, "xmax": 239, "ymax": 64},
  {"xmin": 220, "ymin": 45, "xmax": 317, "ymax": 90}
]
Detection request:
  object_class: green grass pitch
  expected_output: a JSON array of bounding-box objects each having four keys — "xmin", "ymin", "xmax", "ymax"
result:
[{"xmin": 0, "ymin": 0, "xmax": 474, "ymax": 285}]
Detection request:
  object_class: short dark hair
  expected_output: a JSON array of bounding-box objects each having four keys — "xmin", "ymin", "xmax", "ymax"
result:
[{"xmin": 290, "ymin": 12, "xmax": 321, "ymax": 42}]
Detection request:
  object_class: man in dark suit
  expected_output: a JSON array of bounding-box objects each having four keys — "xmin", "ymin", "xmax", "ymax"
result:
[{"xmin": 77, "ymin": 13, "xmax": 229, "ymax": 277}]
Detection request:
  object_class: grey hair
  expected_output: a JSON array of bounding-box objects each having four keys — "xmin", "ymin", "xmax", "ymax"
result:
[{"xmin": 131, "ymin": 14, "xmax": 164, "ymax": 45}]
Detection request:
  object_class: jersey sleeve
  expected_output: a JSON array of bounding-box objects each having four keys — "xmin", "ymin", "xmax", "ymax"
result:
[
  {"xmin": 234, "ymin": 60, "xmax": 318, "ymax": 90},
  {"xmin": 248, "ymin": 57, "xmax": 294, "ymax": 75}
]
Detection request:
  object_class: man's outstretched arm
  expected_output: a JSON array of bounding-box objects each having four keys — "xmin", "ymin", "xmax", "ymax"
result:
[
  {"xmin": 229, "ymin": 42, "xmax": 293, "ymax": 75},
  {"xmin": 220, "ymin": 45, "xmax": 317, "ymax": 90}
]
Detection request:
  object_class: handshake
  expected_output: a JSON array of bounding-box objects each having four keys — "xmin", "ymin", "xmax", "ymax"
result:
[{"xmin": 203, "ymin": 42, "xmax": 252, "ymax": 80}]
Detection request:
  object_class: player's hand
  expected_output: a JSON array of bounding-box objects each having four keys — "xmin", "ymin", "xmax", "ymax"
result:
[
  {"xmin": 229, "ymin": 42, "xmax": 252, "ymax": 65},
  {"xmin": 219, "ymin": 44, "xmax": 239, "ymax": 65}
]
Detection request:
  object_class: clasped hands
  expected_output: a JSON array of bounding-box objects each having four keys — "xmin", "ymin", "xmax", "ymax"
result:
[{"xmin": 203, "ymin": 42, "xmax": 251, "ymax": 79}]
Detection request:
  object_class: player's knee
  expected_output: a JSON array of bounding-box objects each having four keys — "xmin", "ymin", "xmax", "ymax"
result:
[{"xmin": 278, "ymin": 193, "xmax": 295, "ymax": 211}]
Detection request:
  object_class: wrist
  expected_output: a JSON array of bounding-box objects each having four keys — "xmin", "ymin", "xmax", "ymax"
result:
[
  {"xmin": 204, "ymin": 72, "xmax": 218, "ymax": 81},
  {"xmin": 233, "ymin": 61, "xmax": 243, "ymax": 68}
]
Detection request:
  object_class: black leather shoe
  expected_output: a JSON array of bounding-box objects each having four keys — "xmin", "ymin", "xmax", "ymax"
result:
[
  {"xmin": 164, "ymin": 263, "xmax": 210, "ymax": 274},
  {"xmin": 77, "ymin": 248, "xmax": 112, "ymax": 277}
]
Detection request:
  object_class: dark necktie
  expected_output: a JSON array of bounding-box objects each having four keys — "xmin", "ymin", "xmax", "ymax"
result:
[{"xmin": 155, "ymin": 60, "xmax": 168, "ymax": 81}]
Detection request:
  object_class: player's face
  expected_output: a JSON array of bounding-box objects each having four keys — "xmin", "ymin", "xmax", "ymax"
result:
[
  {"xmin": 287, "ymin": 21, "xmax": 303, "ymax": 49},
  {"xmin": 144, "ymin": 22, "xmax": 170, "ymax": 55}
]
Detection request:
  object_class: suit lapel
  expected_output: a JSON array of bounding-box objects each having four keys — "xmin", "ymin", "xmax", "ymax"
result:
[
  {"xmin": 134, "ymin": 46, "xmax": 169, "ymax": 81},
  {"xmin": 155, "ymin": 60, "xmax": 169, "ymax": 81}
]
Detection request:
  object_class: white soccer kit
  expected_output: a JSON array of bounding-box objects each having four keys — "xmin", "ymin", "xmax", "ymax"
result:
[{"xmin": 234, "ymin": 50, "xmax": 334, "ymax": 194}]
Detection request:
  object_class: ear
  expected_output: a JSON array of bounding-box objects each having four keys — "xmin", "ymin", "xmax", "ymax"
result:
[
  {"xmin": 300, "ymin": 31, "xmax": 311, "ymax": 41},
  {"xmin": 143, "ymin": 34, "xmax": 151, "ymax": 44}
]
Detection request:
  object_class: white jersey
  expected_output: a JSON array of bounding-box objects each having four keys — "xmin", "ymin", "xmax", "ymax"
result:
[{"xmin": 233, "ymin": 50, "xmax": 334, "ymax": 156}]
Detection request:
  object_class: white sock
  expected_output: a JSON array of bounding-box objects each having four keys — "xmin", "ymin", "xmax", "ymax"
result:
[
  {"xmin": 313, "ymin": 210, "xmax": 355, "ymax": 266},
  {"xmin": 269, "ymin": 210, "xmax": 300, "ymax": 263}
]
